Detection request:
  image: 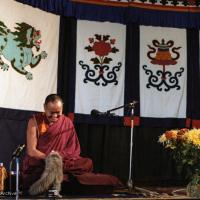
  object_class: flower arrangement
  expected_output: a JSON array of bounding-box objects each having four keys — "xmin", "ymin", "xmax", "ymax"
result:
[
  {"xmin": 159, "ymin": 128, "xmax": 200, "ymax": 197},
  {"xmin": 158, "ymin": 128, "xmax": 200, "ymax": 177}
]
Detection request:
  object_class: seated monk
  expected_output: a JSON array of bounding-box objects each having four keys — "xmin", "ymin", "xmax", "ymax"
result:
[{"xmin": 21, "ymin": 94, "xmax": 122, "ymax": 195}]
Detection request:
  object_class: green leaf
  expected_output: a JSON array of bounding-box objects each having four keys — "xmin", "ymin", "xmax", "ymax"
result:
[
  {"xmin": 103, "ymin": 35, "xmax": 110, "ymax": 41},
  {"xmin": 95, "ymin": 34, "xmax": 101, "ymax": 41},
  {"xmin": 0, "ymin": 27, "xmax": 7, "ymax": 35},
  {"xmin": 91, "ymin": 57, "xmax": 100, "ymax": 64},
  {"xmin": 85, "ymin": 45, "xmax": 93, "ymax": 52},
  {"xmin": 187, "ymin": 160, "xmax": 194, "ymax": 165},
  {"xmin": 103, "ymin": 57, "xmax": 112, "ymax": 64},
  {"xmin": 111, "ymin": 47, "xmax": 119, "ymax": 53},
  {"xmin": 0, "ymin": 21, "xmax": 6, "ymax": 28}
]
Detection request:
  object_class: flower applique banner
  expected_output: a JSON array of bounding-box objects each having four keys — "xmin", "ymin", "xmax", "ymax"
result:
[
  {"xmin": 75, "ymin": 20, "xmax": 126, "ymax": 116},
  {"xmin": 0, "ymin": 0, "xmax": 59, "ymax": 112},
  {"xmin": 140, "ymin": 25, "xmax": 187, "ymax": 118}
]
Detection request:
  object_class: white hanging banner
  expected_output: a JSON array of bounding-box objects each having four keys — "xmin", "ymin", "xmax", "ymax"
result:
[
  {"xmin": 75, "ymin": 20, "xmax": 126, "ymax": 116},
  {"xmin": 140, "ymin": 25, "xmax": 187, "ymax": 118},
  {"xmin": 0, "ymin": 0, "xmax": 60, "ymax": 111}
]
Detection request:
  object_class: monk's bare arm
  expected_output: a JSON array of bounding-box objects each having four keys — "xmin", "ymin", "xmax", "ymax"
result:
[{"xmin": 26, "ymin": 118, "xmax": 46, "ymax": 159}]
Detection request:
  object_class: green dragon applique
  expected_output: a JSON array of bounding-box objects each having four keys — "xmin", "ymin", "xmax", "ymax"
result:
[{"xmin": 0, "ymin": 21, "xmax": 47, "ymax": 80}]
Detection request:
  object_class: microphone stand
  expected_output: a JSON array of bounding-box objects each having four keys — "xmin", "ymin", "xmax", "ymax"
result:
[
  {"xmin": 9, "ymin": 160, "xmax": 13, "ymax": 194},
  {"xmin": 127, "ymin": 104, "xmax": 134, "ymax": 192},
  {"xmin": 10, "ymin": 145, "xmax": 25, "ymax": 200},
  {"xmin": 10, "ymin": 157, "xmax": 20, "ymax": 200},
  {"xmin": 105, "ymin": 101, "xmax": 137, "ymax": 191},
  {"xmin": 15, "ymin": 157, "xmax": 20, "ymax": 200}
]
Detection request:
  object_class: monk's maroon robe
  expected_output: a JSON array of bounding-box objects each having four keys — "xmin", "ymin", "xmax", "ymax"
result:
[{"xmin": 21, "ymin": 113, "xmax": 122, "ymax": 189}]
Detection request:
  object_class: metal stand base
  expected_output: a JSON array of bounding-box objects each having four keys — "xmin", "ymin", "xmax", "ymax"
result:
[{"xmin": 127, "ymin": 179, "xmax": 134, "ymax": 192}]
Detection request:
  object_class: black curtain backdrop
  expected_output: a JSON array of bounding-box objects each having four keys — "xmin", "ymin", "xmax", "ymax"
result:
[
  {"xmin": 57, "ymin": 17, "xmax": 77, "ymax": 114},
  {"xmin": 124, "ymin": 23, "xmax": 140, "ymax": 116},
  {"xmin": 187, "ymin": 29, "xmax": 200, "ymax": 120},
  {"xmin": 75, "ymin": 124, "xmax": 186, "ymax": 186},
  {"xmin": 0, "ymin": 108, "xmax": 35, "ymax": 172},
  {"xmin": 57, "ymin": 16, "xmax": 189, "ymax": 186}
]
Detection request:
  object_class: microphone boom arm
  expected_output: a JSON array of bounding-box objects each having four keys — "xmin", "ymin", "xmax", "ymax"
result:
[{"xmin": 106, "ymin": 101, "xmax": 138, "ymax": 115}]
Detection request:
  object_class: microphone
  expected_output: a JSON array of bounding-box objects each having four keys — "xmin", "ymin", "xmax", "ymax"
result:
[
  {"xmin": 12, "ymin": 144, "xmax": 25, "ymax": 159},
  {"xmin": 91, "ymin": 109, "xmax": 115, "ymax": 117},
  {"xmin": 91, "ymin": 109, "xmax": 108, "ymax": 116}
]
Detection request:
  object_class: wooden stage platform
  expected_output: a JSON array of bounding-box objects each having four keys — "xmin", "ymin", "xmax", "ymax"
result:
[{"xmin": 0, "ymin": 186, "xmax": 196, "ymax": 199}]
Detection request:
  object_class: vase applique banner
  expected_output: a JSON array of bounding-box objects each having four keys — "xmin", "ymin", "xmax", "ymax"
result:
[
  {"xmin": 0, "ymin": 0, "xmax": 60, "ymax": 111},
  {"xmin": 139, "ymin": 25, "xmax": 187, "ymax": 118},
  {"xmin": 75, "ymin": 20, "xmax": 126, "ymax": 116}
]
